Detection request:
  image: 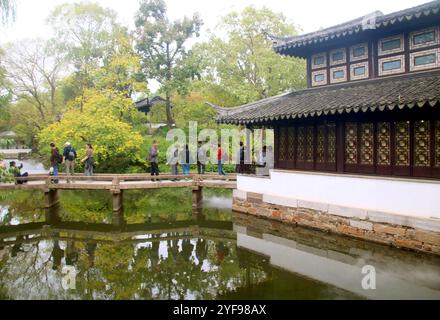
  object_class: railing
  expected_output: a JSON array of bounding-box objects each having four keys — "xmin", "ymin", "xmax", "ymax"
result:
[{"xmin": 2, "ymin": 173, "xmax": 237, "ymax": 191}]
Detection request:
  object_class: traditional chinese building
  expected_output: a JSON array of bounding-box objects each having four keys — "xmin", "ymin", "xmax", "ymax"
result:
[{"xmin": 215, "ymin": 1, "xmax": 440, "ymax": 255}]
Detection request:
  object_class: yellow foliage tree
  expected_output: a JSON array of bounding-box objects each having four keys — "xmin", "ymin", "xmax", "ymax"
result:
[{"xmin": 38, "ymin": 100, "xmax": 145, "ymax": 173}]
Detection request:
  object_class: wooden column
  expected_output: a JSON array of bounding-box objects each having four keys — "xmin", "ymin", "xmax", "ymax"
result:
[
  {"xmin": 44, "ymin": 189, "xmax": 60, "ymax": 209},
  {"xmin": 192, "ymin": 186, "xmax": 203, "ymax": 209}
]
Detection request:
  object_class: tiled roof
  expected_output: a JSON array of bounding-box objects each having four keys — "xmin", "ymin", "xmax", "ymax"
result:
[
  {"xmin": 215, "ymin": 71, "xmax": 440, "ymax": 125},
  {"xmin": 135, "ymin": 96, "xmax": 166, "ymax": 109},
  {"xmin": 274, "ymin": 0, "xmax": 440, "ymax": 55}
]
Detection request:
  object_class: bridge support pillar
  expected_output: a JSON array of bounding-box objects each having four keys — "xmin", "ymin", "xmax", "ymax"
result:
[
  {"xmin": 112, "ymin": 210, "xmax": 125, "ymax": 228},
  {"xmin": 44, "ymin": 189, "xmax": 60, "ymax": 209},
  {"xmin": 45, "ymin": 204, "xmax": 61, "ymax": 225},
  {"xmin": 112, "ymin": 190, "xmax": 123, "ymax": 212},
  {"xmin": 192, "ymin": 186, "xmax": 203, "ymax": 209}
]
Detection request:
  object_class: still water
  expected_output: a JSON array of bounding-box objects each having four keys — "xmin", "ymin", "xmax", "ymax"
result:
[{"xmin": 0, "ymin": 187, "xmax": 440, "ymax": 300}]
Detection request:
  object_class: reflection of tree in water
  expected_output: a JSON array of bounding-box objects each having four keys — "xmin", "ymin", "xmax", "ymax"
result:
[
  {"xmin": 0, "ymin": 191, "xmax": 45, "ymax": 225},
  {"xmin": 0, "ymin": 233, "xmax": 270, "ymax": 299}
]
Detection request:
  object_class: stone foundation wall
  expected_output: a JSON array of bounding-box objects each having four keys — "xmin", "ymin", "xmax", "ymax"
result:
[{"xmin": 232, "ymin": 191, "xmax": 440, "ymax": 256}]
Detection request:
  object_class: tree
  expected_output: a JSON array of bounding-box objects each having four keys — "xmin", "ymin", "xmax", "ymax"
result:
[
  {"xmin": 93, "ymin": 27, "xmax": 148, "ymax": 99},
  {"xmin": 47, "ymin": 2, "xmax": 121, "ymax": 109},
  {"xmin": 194, "ymin": 6, "xmax": 306, "ymax": 105},
  {"xmin": 134, "ymin": 0, "xmax": 203, "ymax": 127},
  {"xmin": 0, "ymin": 0, "xmax": 15, "ymax": 24},
  {"xmin": 38, "ymin": 91, "xmax": 144, "ymax": 173},
  {"xmin": 1, "ymin": 40, "xmax": 64, "ymax": 131}
]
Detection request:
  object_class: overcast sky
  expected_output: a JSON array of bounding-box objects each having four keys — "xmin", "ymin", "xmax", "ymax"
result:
[{"xmin": 0, "ymin": 0, "xmax": 429, "ymax": 44}]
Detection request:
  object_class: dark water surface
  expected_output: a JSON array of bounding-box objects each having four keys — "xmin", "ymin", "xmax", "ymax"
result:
[{"xmin": 0, "ymin": 188, "xmax": 439, "ymax": 300}]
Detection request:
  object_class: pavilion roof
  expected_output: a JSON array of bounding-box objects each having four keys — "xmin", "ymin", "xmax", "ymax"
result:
[{"xmin": 214, "ymin": 70, "xmax": 440, "ymax": 125}]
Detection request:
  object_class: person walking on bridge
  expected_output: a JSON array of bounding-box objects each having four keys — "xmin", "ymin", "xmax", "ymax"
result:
[
  {"xmin": 148, "ymin": 140, "xmax": 160, "ymax": 180},
  {"xmin": 81, "ymin": 144, "xmax": 94, "ymax": 178},
  {"xmin": 181, "ymin": 144, "xmax": 190, "ymax": 176},
  {"xmin": 217, "ymin": 144, "xmax": 226, "ymax": 176},
  {"xmin": 63, "ymin": 142, "xmax": 77, "ymax": 183},
  {"xmin": 197, "ymin": 141, "xmax": 206, "ymax": 175},
  {"xmin": 50, "ymin": 143, "xmax": 62, "ymax": 184}
]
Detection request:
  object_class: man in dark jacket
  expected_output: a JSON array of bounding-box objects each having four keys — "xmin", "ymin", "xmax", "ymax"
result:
[
  {"xmin": 50, "ymin": 143, "xmax": 61, "ymax": 184},
  {"xmin": 63, "ymin": 142, "xmax": 77, "ymax": 183}
]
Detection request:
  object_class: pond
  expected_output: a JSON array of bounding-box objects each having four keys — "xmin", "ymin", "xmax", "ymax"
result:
[
  {"xmin": 0, "ymin": 187, "xmax": 440, "ymax": 300},
  {"xmin": 1, "ymin": 158, "xmax": 46, "ymax": 175}
]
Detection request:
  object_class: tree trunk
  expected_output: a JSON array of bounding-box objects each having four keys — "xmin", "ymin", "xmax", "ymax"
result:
[{"xmin": 165, "ymin": 93, "xmax": 175, "ymax": 127}]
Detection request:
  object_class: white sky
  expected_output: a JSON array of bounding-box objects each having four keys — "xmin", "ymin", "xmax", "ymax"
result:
[
  {"xmin": 0, "ymin": 0, "xmax": 429, "ymax": 44},
  {"xmin": 0, "ymin": 0, "xmax": 429, "ymax": 93}
]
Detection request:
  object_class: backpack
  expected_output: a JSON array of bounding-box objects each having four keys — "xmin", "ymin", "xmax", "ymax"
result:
[{"xmin": 66, "ymin": 147, "xmax": 76, "ymax": 161}]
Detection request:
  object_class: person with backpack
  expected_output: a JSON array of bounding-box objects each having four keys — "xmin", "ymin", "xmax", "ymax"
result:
[
  {"xmin": 63, "ymin": 142, "xmax": 77, "ymax": 183},
  {"xmin": 50, "ymin": 143, "xmax": 62, "ymax": 184}
]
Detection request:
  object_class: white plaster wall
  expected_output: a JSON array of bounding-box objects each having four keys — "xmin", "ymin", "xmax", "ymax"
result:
[
  {"xmin": 237, "ymin": 232, "xmax": 440, "ymax": 300},
  {"xmin": 237, "ymin": 171, "xmax": 440, "ymax": 219}
]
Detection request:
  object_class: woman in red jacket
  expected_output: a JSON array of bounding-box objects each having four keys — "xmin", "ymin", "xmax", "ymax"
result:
[{"xmin": 217, "ymin": 144, "xmax": 226, "ymax": 176}]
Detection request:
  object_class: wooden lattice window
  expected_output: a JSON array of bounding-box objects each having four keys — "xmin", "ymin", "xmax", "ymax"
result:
[
  {"xmin": 360, "ymin": 123, "xmax": 374, "ymax": 165},
  {"xmin": 297, "ymin": 127, "xmax": 305, "ymax": 162},
  {"xmin": 345, "ymin": 123, "xmax": 358, "ymax": 165},
  {"xmin": 414, "ymin": 120, "xmax": 430, "ymax": 167},
  {"xmin": 287, "ymin": 127, "xmax": 295, "ymax": 161},
  {"xmin": 317, "ymin": 125, "xmax": 326, "ymax": 163},
  {"xmin": 395, "ymin": 122, "xmax": 410, "ymax": 166},
  {"xmin": 279, "ymin": 127, "xmax": 287, "ymax": 161},
  {"xmin": 327, "ymin": 123, "xmax": 336, "ymax": 164},
  {"xmin": 377, "ymin": 122, "xmax": 391, "ymax": 166},
  {"xmin": 305, "ymin": 126, "xmax": 314, "ymax": 163}
]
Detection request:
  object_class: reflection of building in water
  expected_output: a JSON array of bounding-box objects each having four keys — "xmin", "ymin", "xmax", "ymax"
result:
[{"xmin": 233, "ymin": 213, "xmax": 440, "ymax": 300}]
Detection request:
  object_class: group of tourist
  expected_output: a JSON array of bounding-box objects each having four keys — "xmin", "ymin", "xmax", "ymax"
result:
[
  {"xmin": 1, "ymin": 139, "xmax": 271, "ymax": 184},
  {"xmin": 148, "ymin": 140, "xmax": 209, "ymax": 178},
  {"xmin": 147, "ymin": 140, "xmax": 272, "ymax": 177},
  {"xmin": 49, "ymin": 142, "xmax": 94, "ymax": 184}
]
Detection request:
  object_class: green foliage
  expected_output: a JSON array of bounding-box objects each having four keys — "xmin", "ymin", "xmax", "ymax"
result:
[
  {"xmin": 194, "ymin": 6, "xmax": 306, "ymax": 105},
  {"xmin": 134, "ymin": 0, "xmax": 203, "ymax": 126},
  {"xmin": 38, "ymin": 93, "xmax": 145, "ymax": 173}
]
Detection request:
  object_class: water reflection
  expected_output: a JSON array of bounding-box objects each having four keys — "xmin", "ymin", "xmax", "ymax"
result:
[{"xmin": 0, "ymin": 193, "xmax": 440, "ymax": 300}]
